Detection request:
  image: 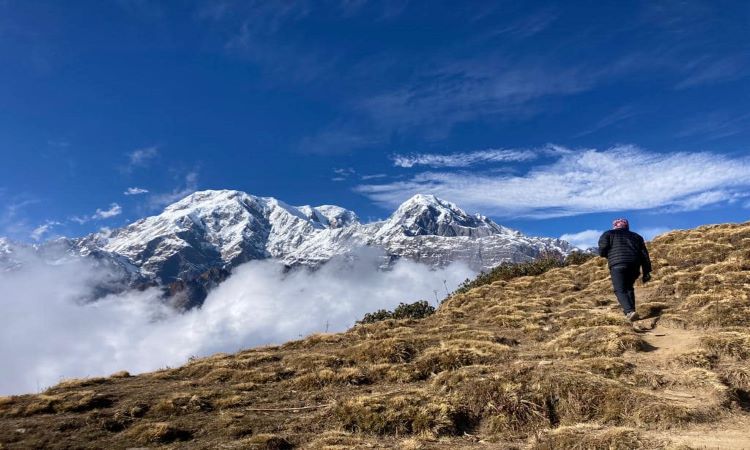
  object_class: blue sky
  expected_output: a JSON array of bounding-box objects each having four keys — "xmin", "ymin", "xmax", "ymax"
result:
[{"xmin": 1, "ymin": 0, "xmax": 749, "ymax": 248}]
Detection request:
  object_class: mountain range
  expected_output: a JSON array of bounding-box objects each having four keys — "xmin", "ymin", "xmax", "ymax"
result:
[{"xmin": 0, "ymin": 190, "xmax": 574, "ymax": 307}]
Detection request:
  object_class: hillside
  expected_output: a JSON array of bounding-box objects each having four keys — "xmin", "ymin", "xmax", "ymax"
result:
[{"xmin": 1, "ymin": 221, "xmax": 749, "ymax": 449}]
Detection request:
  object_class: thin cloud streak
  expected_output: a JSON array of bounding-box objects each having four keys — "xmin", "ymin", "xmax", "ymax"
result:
[
  {"xmin": 356, "ymin": 145, "xmax": 750, "ymax": 218},
  {"xmin": 147, "ymin": 171, "xmax": 199, "ymax": 210},
  {"xmin": 0, "ymin": 194, "xmax": 42, "ymax": 241},
  {"xmin": 121, "ymin": 146, "xmax": 159, "ymax": 173},
  {"xmin": 92, "ymin": 203, "xmax": 123, "ymax": 220},
  {"xmin": 358, "ymin": 61, "xmax": 599, "ymax": 136},
  {"xmin": 124, "ymin": 187, "xmax": 149, "ymax": 196},
  {"xmin": 675, "ymin": 55, "xmax": 749, "ymax": 90},
  {"xmin": 392, "ymin": 148, "xmax": 537, "ymax": 168},
  {"xmin": 360, "ymin": 173, "xmax": 387, "ymax": 180},
  {"xmin": 30, "ymin": 221, "xmax": 61, "ymax": 241}
]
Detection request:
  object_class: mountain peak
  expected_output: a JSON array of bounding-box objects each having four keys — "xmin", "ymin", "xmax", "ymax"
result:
[
  {"xmin": 298, "ymin": 205, "xmax": 360, "ymax": 229},
  {"xmin": 399, "ymin": 193, "xmax": 453, "ymax": 209},
  {"xmin": 394, "ymin": 194, "xmax": 463, "ymax": 217},
  {"xmin": 404, "ymin": 192, "xmax": 440, "ymax": 203},
  {"xmin": 165, "ymin": 189, "xmax": 253, "ymax": 213},
  {"xmin": 383, "ymin": 193, "xmax": 504, "ymax": 238}
]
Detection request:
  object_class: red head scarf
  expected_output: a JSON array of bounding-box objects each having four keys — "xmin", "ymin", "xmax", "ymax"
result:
[{"xmin": 612, "ymin": 218, "xmax": 629, "ymax": 230}]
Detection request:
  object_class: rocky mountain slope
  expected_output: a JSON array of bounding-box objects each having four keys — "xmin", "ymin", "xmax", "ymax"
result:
[
  {"xmin": 1, "ymin": 221, "xmax": 748, "ymax": 449},
  {"xmin": 2, "ymin": 191, "xmax": 573, "ymax": 307}
]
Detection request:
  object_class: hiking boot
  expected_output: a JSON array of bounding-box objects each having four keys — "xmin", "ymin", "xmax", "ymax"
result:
[{"xmin": 626, "ymin": 311, "xmax": 640, "ymax": 322}]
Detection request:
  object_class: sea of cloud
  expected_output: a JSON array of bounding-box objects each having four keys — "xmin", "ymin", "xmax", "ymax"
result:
[{"xmin": 0, "ymin": 247, "xmax": 474, "ymax": 395}]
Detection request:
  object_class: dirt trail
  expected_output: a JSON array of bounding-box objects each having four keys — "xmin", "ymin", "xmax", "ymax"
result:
[
  {"xmin": 636, "ymin": 325, "xmax": 700, "ymax": 363},
  {"xmin": 660, "ymin": 416, "xmax": 750, "ymax": 450},
  {"xmin": 627, "ymin": 324, "xmax": 750, "ymax": 449}
]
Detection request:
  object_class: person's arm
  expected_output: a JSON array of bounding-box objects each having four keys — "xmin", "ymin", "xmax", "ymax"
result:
[
  {"xmin": 598, "ymin": 231, "xmax": 610, "ymax": 257},
  {"xmin": 640, "ymin": 236, "xmax": 652, "ymax": 277}
]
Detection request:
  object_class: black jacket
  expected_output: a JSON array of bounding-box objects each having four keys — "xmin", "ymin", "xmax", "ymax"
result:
[{"xmin": 598, "ymin": 229, "xmax": 652, "ymax": 273}]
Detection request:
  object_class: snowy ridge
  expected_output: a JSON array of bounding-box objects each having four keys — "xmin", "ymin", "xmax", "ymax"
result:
[
  {"xmin": 2, "ymin": 190, "xmax": 575, "ymax": 306},
  {"xmin": 373, "ymin": 194, "xmax": 512, "ymax": 239}
]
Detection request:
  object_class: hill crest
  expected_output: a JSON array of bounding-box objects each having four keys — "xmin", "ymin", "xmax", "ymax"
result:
[{"xmin": 1, "ymin": 221, "xmax": 749, "ymax": 448}]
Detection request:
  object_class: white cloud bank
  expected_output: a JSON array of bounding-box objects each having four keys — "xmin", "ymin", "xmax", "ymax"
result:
[
  {"xmin": 0, "ymin": 247, "xmax": 474, "ymax": 395},
  {"xmin": 357, "ymin": 145, "xmax": 750, "ymax": 218}
]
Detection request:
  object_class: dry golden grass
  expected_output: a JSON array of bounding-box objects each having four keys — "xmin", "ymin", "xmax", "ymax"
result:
[
  {"xmin": 333, "ymin": 390, "xmax": 466, "ymax": 436},
  {"xmin": 546, "ymin": 325, "xmax": 647, "ymax": 357},
  {"xmin": 1, "ymin": 221, "xmax": 749, "ymax": 448},
  {"xmin": 125, "ymin": 421, "xmax": 193, "ymax": 444},
  {"xmin": 701, "ymin": 332, "xmax": 750, "ymax": 360},
  {"xmin": 530, "ymin": 424, "xmax": 669, "ymax": 450}
]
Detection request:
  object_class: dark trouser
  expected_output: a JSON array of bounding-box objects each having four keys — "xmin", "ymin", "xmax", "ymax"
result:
[{"xmin": 610, "ymin": 264, "xmax": 640, "ymax": 315}]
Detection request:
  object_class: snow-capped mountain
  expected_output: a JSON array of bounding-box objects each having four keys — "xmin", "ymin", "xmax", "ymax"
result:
[
  {"xmin": 373, "ymin": 194, "xmax": 507, "ymax": 238},
  {"xmin": 2, "ymin": 190, "xmax": 574, "ymax": 307}
]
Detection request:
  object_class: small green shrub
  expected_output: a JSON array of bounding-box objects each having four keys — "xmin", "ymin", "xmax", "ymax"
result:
[
  {"xmin": 357, "ymin": 300, "xmax": 435, "ymax": 324},
  {"xmin": 452, "ymin": 254, "xmax": 562, "ymax": 296},
  {"xmin": 564, "ymin": 250, "xmax": 596, "ymax": 266},
  {"xmin": 450, "ymin": 251, "xmax": 595, "ymax": 297}
]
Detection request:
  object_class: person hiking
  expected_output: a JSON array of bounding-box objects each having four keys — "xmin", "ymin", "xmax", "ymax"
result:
[{"xmin": 598, "ymin": 218, "xmax": 652, "ymax": 322}]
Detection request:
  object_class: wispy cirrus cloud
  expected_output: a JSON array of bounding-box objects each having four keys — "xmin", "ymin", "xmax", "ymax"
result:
[
  {"xmin": 677, "ymin": 111, "xmax": 750, "ymax": 141},
  {"xmin": 357, "ymin": 59, "xmax": 603, "ymax": 138},
  {"xmin": 300, "ymin": 127, "xmax": 385, "ymax": 155},
  {"xmin": 92, "ymin": 203, "xmax": 123, "ymax": 220},
  {"xmin": 675, "ymin": 55, "xmax": 749, "ymax": 90},
  {"xmin": 331, "ymin": 167, "xmax": 356, "ymax": 182},
  {"xmin": 295, "ymin": 55, "xmax": 619, "ymax": 154},
  {"xmin": 121, "ymin": 146, "xmax": 159, "ymax": 173},
  {"xmin": 124, "ymin": 187, "xmax": 149, "ymax": 196},
  {"xmin": 0, "ymin": 193, "xmax": 41, "ymax": 240},
  {"xmin": 356, "ymin": 145, "xmax": 750, "ymax": 218},
  {"xmin": 573, "ymin": 105, "xmax": 641, "ymax": 138},
  {"xmin": 360, "ymin": 173, "xmax": 387, "ymax": 180},
  {"xmin": 217, "ymin": 1, "xmax": 407, "ymax": 87},
  {"xmin": 69, "ymin": 216, "xmax": 89, "ymax": 225},
  {"xmin": 332, "ymin": 168, "xmax": 388, "ymax": 182},
  {"xmin": 72, "ymin": 203, "xmax": 124, "ymax": 225},
  {"xmin": 30, "ymin": 221, "xmax": 61, "ymax": 241},
  {"xmin": 147, "ymin": 171, "xmax": 199, "ymax": 209},
  {"xmin": 392, "ymin": 148, "xmax": 537, "ymax": 168}
]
